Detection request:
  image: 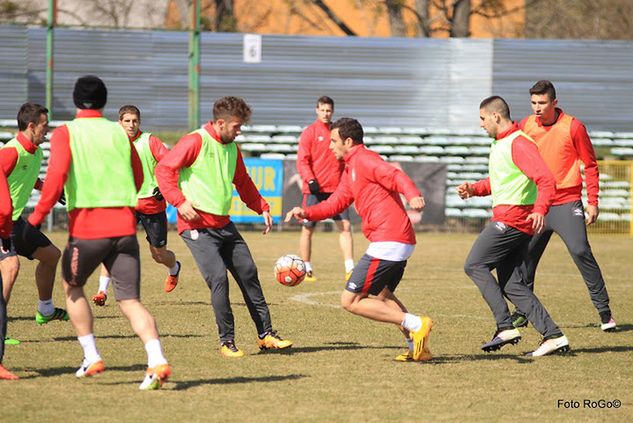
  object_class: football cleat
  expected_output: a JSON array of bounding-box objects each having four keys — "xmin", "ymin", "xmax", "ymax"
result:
[
  {"xmin": 35, "ymin": 307, "xmax": 69, "ymax": 325},
  {"xmin": 220, "ymin": 340, "xmax": 245, "ymax": 358},
  {"xmin": 75, "ymin": 358, "xmax": 105, "ymax": 378},
  {"xmin": 394, "ymin": 350, "xmax": 414, "ymax": 362},
  {"xmin": 139, "ymin": 363, "xmax": 171, "ymax": 390},
  {"xmin": 304, "ymin": 271, "xmax": 317, "ymax": 283},
  {"xmin": 511, "ymin": 312, "xmax": 528, "ymax": 328},
  {"xmin": 410, "ymin": 316, "xmax": 433, "ymax": 361},
  {"xmin": 526, "ymin": 335, "xmax": 570, "ymax": 357},
  {"xmin": 0, "ymin": 364, "xmax": 19, "ymax": 380},
  {"xmin": 345, "ymin": 270, "xmax": 353, "ymax": 282},
  {"xmin": 601, "ymin": 318, "xmax": 617, "ymax": 332},
  {"xmin": 258, "ymin": 330, "xmax": 293, "ymax": 350},
  {"xmin": 481, "ymin": 328, "xmax": 521, "ymax": 352},
  {"xmin": 92, "ymin": 291, "xmax": 108, "ymax": 306},
  {"xmin": 164, "ymin": 261, "xmax": 181, "ymax": 293},
  {"xmin": 4, "ymin": 336, "xmax": 20, "ymax": 345}
]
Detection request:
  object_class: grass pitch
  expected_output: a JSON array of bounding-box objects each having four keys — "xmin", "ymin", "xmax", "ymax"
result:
[{"xmin": 2, "ymin": 230, "xmax": 632, "ymax": 422}]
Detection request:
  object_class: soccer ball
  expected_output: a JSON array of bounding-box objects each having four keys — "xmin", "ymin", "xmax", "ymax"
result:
[{"xmin": 274, "ymin": 254, "xmax": 306, "ymax": 287}]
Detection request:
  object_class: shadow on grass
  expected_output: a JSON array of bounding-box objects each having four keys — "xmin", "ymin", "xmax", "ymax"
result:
[
  {"xmin": 421, "ymin": 353, "xmax": 537, "ymax": 364},
  {"xmin": 51, "ymin": 333, "xmax": 205, "ymax": 342},
  {"xmin": 19, "ymin": 363, "xmax": 147, "ymax": 379},
  {"xmin": 560, "ymin": 323, "xmax": 632, "ymax": 332},
  {"xmin": 173, "ymin": 374, "xmax": 308, "ymax": 390},
  {"xmin": 567, "ymin": 345, "xmax": 633, "ymax": 354},
  {"xmin": 256, "ymin": 342, "xmax": 398, "ymax": 355}
]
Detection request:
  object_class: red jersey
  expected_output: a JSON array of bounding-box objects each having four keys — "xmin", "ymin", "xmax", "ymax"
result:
[
  {"xmin": 28, "ymin": 110, "xmax": 143, "ymax": 239},
  {"xmin": 519, "ymin": 108, "xmax": 599, "ymax": 206},
  {"xmin": 304, "ymin": 144, "xmax": 420, "ymax": 244},
  {"xmin": 296, "ymin": 119, "xmax": 345, "ymax": 193},
  {"xmin": 155, "ymin": 122, "xmax": 270, "ymax": 234},
  {"xmin": 471, "ymin": 125, "xmax": 556, "ymax": 235},
  {"xmin": 133, "ymin": 131, "xmax": 169, "ymax": 215}
]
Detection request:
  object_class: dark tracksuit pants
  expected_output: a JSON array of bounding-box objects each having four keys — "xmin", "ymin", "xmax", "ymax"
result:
[
  {"xmin": 522, "ymin": 200, "xmax": 611, "ymax": 315},
  {"xmin": 464, "ymin": 221, "xmax": 562, "ymax": 338},
  {"xmin": 181, "ymin": 222, "xmax": 273, "ymax": 343}
]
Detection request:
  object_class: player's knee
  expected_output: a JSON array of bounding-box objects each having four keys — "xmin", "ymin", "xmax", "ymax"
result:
[
  {"xmin": 340, "ymin": 292, "xmax": 357, "ymax": 313},
  {"xmin": 39, "ymin": 245, "xmax": 61, "ymax": 265},
  {"xmin": 463, "ymin": 260, "xmax": 479, "ymax": 277},
  {"xmin": 568, "ymin": 244, "xmax": 591, "ymax": 259}
]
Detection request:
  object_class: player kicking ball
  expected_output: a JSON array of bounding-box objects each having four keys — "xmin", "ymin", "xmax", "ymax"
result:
[{"xmin": 286, "ymin": 117, "xmax": 432, "ymax": 362}]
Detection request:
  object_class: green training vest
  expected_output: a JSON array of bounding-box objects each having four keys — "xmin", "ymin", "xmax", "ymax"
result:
[
  {"xmin": 489, "ymin": 130, "xmax": 538, "ymax": 207},
  {"xmin": 2, "ymin": 137, "xmax": 43, "ymax": 220},
  {"xmin": 65, "ymin": 118, "xmax": 138, "ymax": 211},
  {"xmin": 178, "ymin": 128, "xmax": 237, "ymax": 215},
  {"xmin": 133, "ymin": 132, "xmax": 158, "ymax": 199}
]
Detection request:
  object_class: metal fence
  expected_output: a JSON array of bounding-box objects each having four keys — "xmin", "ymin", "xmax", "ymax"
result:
[{"xmin": 3, "ymin": 25, "xmax": 633, "ymax": 132}]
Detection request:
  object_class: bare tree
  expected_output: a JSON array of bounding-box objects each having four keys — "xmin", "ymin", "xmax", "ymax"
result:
[
  {"xmin": 309, "ymin": 0, "xmax": 357, "ymax": 36},
  {"xmin": 526, "ymin": 0, "xmax": 633, "ymax": 40},
  {"xmin": 214, "ymin": 0, "xmax": 236, "ymax": 32},
  {"xmin": 450, "ymin": 0, "xmax": 470, "ymax": 37},
  {"xmin": 87, "ymin": 0, "xmax": 134, "ymax": 28},
  {"xmin": 0, "ymin": 0, "xmax": 44, "ymax": 24},
  {"xmin": 385, "ymin": 0, "xmax": 407, "ymax": 37}
]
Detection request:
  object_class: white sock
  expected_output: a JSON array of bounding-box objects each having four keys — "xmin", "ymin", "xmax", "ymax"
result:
[
  {"xmin": 406, "ymin": 338, "xmax": 414, "ymax": 352},
  {"xmin": 344, "ymin": 259, "xmax": 354, "ymax": 273},
  {"xmin": 38, "ymin": 299, "xmax": 54, "ymax": 316},
  {"xmin": 78, "ymin": 334, "xmax": 101, "ymax": 363},
  {"xmin": 144, "ymin": 339, "xmax": 167, "ymax": 368},
  {"xmin": 168, "ymin": 261, "xmax": 180, "ymax": 276},
  {"xmin": 305, "ymin": 261, "xmax": 313, "ymax": 273},
  {"xmin": 98, "ymin": 275, "xmax": 111, "ymax": 293},
  {"xmin": 401, "ymin": 313, "xmax": 422, "ymax": 332}
]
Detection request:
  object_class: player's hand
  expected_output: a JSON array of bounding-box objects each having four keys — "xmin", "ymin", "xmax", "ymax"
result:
[
  {"xmin": 457, "ymin": 182, "xmax": 474, "ymax": 199},
  {"xmin": 262, "ymin": 211, "xmax": 273, "ymax": 235},
  {"xmin": 152, "ymin": 186, "xmax": 164, "ymax": 201},
  {"xmin": 408, "ymin": 196, "xmax": 425, "ymax": 211},
  {"xmin": 284, "ymin": 207, "xmax": 306, "ymax": 222},
  {"xmin": 177, "ymin": 201, "xmax": 201, "ymax": 222},
  {"xmin": 526, "ymin": 212, "xmax": 545, "ymax": 233},
  {"xmin": 585, "ymin": 204, "xmax": 599, "ymax": 225},
  {"xmin": 1, "ymin": 237, "xmax": 11, "ymax": 254},
  {"xmin": 57, "ymin": 192, "xmax": 66, "ymax": 206},
  {"xmin": 308, "ymin": 179, "xmax": 320, "ymax": 195}
]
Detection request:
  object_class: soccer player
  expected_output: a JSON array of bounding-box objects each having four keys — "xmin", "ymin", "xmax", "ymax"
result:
[
  {"xmin": 92, "ymin": 105, "xmax": 181, "ymax": 306},
  {"xmin": 27, "ymin": 75, "xmax": 170, "ymax": 389},
  {"xmin": 0, "ymin": 103, "xmax": 68, "ymax": 343},
  {"xmin": 296, "ymin": 96, "xmax": 354, "ymax": 282},
  {"xmin": 285, "ymin": 117, "xmax": 433, "ymax": 362},
  {"xmin": 511, "ymin": 80, "xmax": 615, "ymax": 332},
  {"xmin": 155, "ymin": 96, "xmax": 292, "ymax": 358},
  {"xmin": 0, "ymin": 171, "xmax": 19, "ymax": 379},
  {"xmin": 459, "ymin": 96, "xmax": 569, "ymax": 357}
]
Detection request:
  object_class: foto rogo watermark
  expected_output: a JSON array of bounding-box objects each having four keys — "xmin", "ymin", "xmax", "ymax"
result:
[{"xmin": 557, "ymin": 399, "xmax": 622, "ymax": 409}]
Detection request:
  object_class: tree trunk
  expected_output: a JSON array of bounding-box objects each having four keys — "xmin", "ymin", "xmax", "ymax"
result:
[
  {"xmin": 414, "ymin": 0, "xmax": 430, "ymax": 37},
  {"xmin": 215, "ymin": 0, "xmax": 237, "ymax": 32},
  {"xmin": 386, "ymin": 0, "xmax": 407, "ymax": 37},
  {"xmin": 450, "ymin": 0, "xmax": 470, "ymax": 37},
  {"xmin": 310, "ymin": 0, "xmax": 357, "ymax": 36}
]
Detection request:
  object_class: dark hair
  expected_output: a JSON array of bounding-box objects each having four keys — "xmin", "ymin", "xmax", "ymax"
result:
[
  {"xmin": 316, "ymin": 96, "xmax": 334, "ymax": 108},
  {"xmin": 119, "ymin": 105, "xmax": 141, "ymax": 121},
  {"xmin": 529, "ymin": 80, "xmax": 557, "ymax": 100},
  {"xmin": 213, "ymin": 96, "xmax": 252, "ymax": 122},
  {"xmin": 479, "ymin": 96, "xmax": 511, "ymax": 121},
  {"xmin": 331, "ymin": 118, "xmax": 364, "ymax": 145},
  {"xmin": 73, "ymin": 75, "xmax": 107, "ymax": 110},
  {"xmin": 17, "ymin": 103, "xmax": 48, "ymax": 131}
]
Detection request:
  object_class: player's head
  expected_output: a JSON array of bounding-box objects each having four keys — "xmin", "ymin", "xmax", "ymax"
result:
[
  {"xmin": 315, "ymin": 96, "xmax": 334, "ymax": 124},
  {"xmin": 212, "ymin": 96, "xmax": 252, "ymax": 144},
  {"xmin": 479, "ymin": 96, "xmax": 511, "ymax": 138},
  {"xmin": 529, "ymin": 80, "xmax": 558, "ymax": 120},
  {"xmin": 73, "ymin": 75, "xmax": 107, "ymax": 110},
  {"xmin": 329, "ymin": 117, "xmax": 363, "ymax": 160},
  {"xmin": 17, "ymin": 103, "xmax": 49, "ymax": 145},
  {"xmin": 119, "ymin": 105, "xmax": 141, "ymax": 138}
]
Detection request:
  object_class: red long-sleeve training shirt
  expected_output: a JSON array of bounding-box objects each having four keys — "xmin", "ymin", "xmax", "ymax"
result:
[
  {"xmin": 471, "ymin": 125, "xmax": 556, "ymax": 235},
  {"xmin": 0, "ymin": 172, "xmax": 12, "ymax": 238},
  {"xmin": 519, "ymin": 109, "xmax": 599, "ymax": 206},
  {"xmin": 304, "ymin": 144, "xmax": 421, "ymax": 244},
  {"xmin": 133, "ymin": 131, "xmax": 169, "ymax": 214},
  {"xmin": 28, "ymin": 110, "xmax": 144, "ymax": 239},
  {"xmin": 296, "ymin": 120, "xmax": 344, "ymax": 194},
  {"xmin": 155, "ymin": 122, "xmax": 269, "ymax": 234}
]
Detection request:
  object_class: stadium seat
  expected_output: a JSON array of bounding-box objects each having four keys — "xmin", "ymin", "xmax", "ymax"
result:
[
  {"xmin": 389, "ymin": 155, "xmax": 415, "ymax": 162},
  {"xmin": 260, "ymin": 153, "xmax": 286, "ymax": 159}
]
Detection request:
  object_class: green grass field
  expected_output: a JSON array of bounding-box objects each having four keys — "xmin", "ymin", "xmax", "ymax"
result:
[{"xmin": 2, "ymin": 230, "xmax": 632, "ymax": 422}]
